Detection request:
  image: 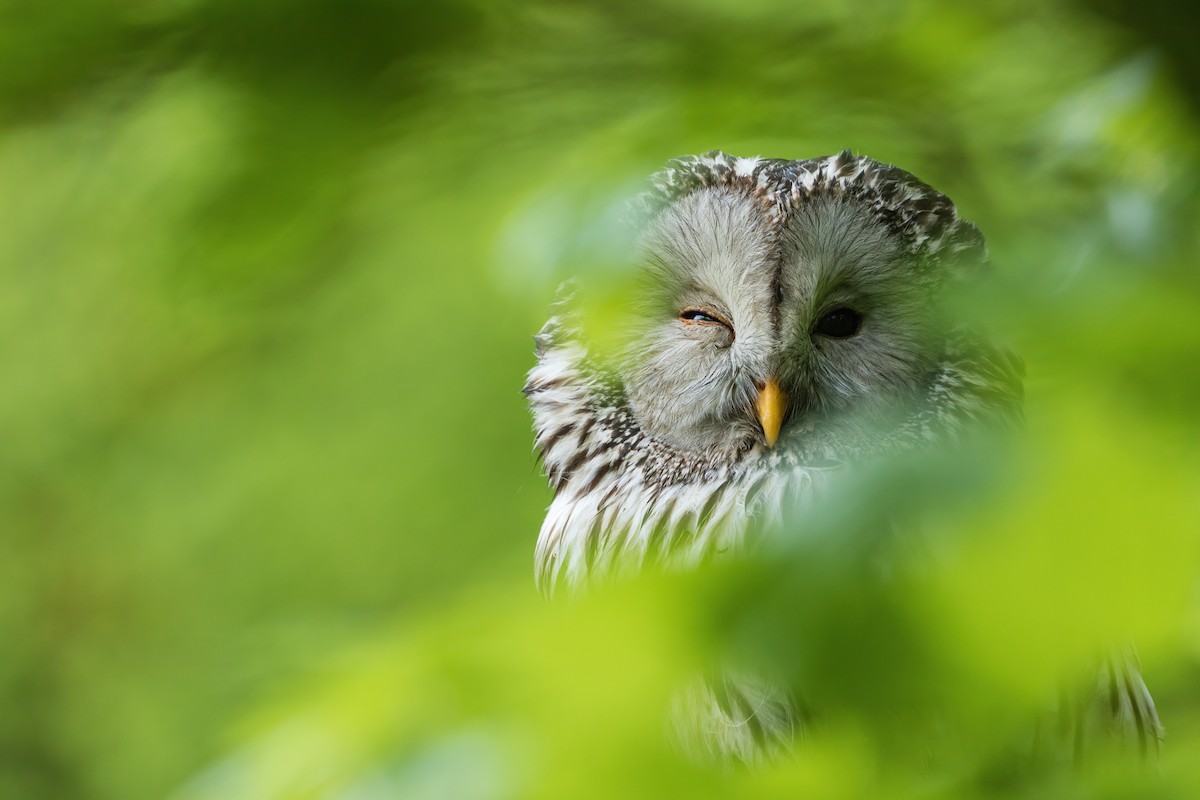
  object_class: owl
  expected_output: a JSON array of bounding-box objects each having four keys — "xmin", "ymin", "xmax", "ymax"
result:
[{"xmin": 524, "ymin": 151, "xmax": 1159, "ymax": 763}]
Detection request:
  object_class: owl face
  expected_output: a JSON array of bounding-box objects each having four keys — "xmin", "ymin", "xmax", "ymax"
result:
[{"xmin": 624, "ymin": 185, "xmax": 942, "ymax": 457}]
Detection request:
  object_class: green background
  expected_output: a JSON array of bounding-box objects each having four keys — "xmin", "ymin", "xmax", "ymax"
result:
[{"xmin": 2, "ymin": 1, "xmax": 1199, "ymax": 797}]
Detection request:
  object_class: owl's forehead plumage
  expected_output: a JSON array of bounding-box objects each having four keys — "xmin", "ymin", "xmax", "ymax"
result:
[{"xmin": 634, "ymin": 150, "xmax": 985, "ymax": 283}]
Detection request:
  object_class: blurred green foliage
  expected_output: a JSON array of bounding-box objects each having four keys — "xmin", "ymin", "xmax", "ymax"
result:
[{"xmin": 2, "ymin": 1, "xmax": 1199, "ymax": 798}]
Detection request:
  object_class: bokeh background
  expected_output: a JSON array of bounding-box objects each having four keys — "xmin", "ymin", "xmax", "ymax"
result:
[{"xmin": 3, "ymin": 1, "xmax": 1199, "ymax": 798}]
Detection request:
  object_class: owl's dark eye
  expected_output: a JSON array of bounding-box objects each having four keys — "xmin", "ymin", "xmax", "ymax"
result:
[
  {"xmin": 813, "ymin": 307, "xmax": 862, "ymax": 338},
  {"xmin": 680, "ymin": 307, "xmax": 731, "ymax": 329}
]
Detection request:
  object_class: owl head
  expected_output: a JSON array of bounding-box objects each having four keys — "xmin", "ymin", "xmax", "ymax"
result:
[
  {"xmin": 614, "ymin": 150, "xmax": 990, "ymax": 460},
  {"xmin": 527, "ymin": 150, "xmax": 1020, "ymax": 593}
]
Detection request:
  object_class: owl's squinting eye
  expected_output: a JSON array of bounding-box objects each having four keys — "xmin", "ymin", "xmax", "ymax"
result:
[
  {"xmin": 813, "ymin": 307, "xmax": 862, "ymax": 339},
  {"xmin": 680, "ymin": 307, "xmax": 732, "ymax": 330}
]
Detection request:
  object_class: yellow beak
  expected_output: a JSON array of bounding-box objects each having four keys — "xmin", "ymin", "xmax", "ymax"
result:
[{"xmin": 754, "ymin": 378, "xmax": 787, "ymax": 448}]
